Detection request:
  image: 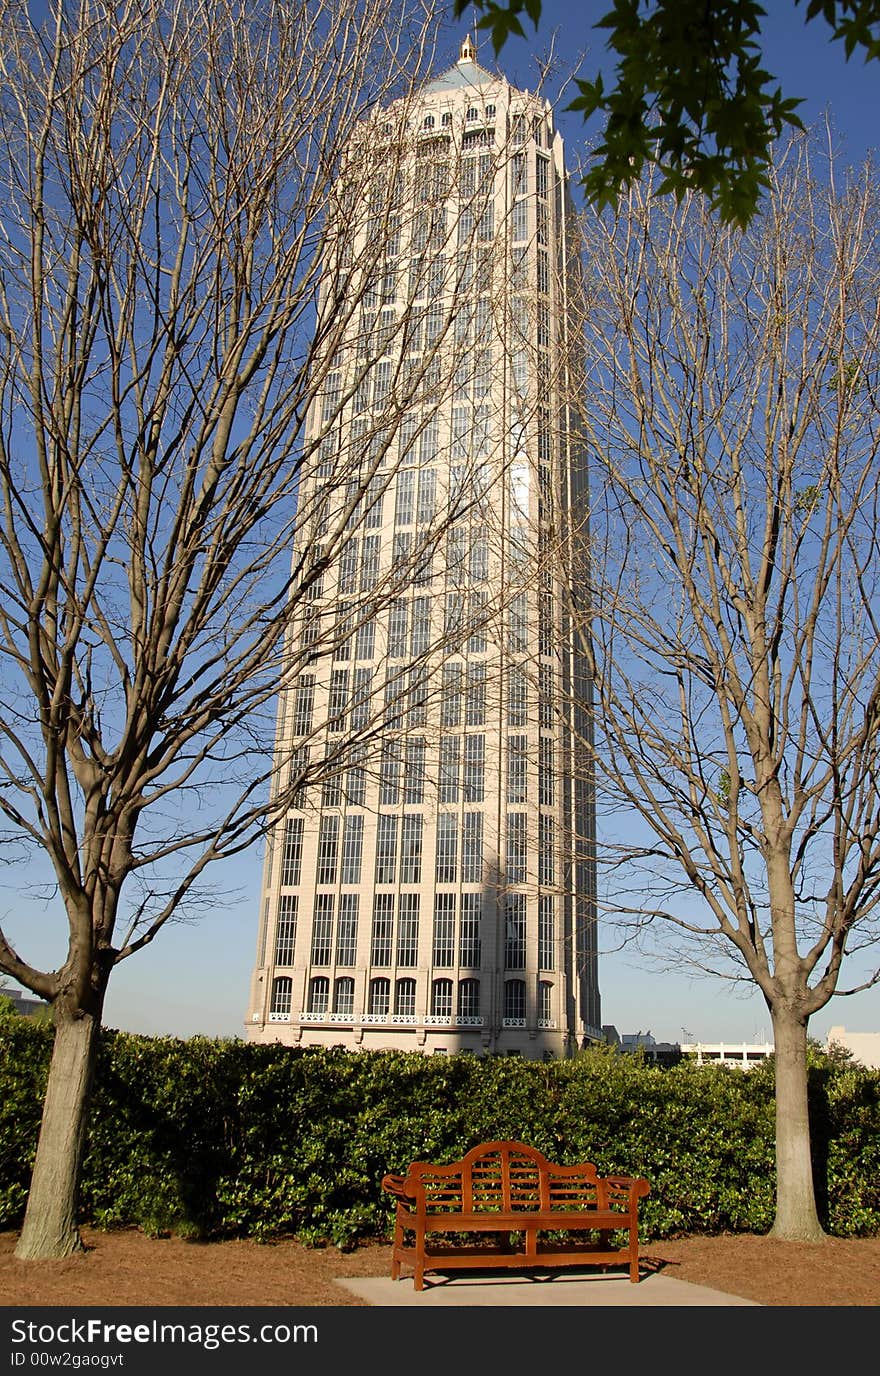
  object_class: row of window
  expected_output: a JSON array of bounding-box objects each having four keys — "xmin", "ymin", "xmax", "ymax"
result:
[
  {"xmin": 269, "ymin": 889, "xmax": 555, "ymax": 973},
  {"xmin": 269, "ymin": 974, "xmax": 553, "ymax": 1023}
]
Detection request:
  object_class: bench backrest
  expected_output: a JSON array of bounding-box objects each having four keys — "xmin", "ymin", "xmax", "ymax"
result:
[{"xmin": 406, "ymin": 1140, "xmax": 603, "ymax": 1214}]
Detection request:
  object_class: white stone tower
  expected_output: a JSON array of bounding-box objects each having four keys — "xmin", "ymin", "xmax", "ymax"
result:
[{"xmin": 246, "ymin": 38, "xmax": 600, "ymax": 1056}]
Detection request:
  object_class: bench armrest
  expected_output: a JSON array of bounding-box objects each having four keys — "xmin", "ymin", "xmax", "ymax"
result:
[
  {"xmin": 601, "ymin": 1175, "xmax": 651, "ymax": 1209},
  {"xmin": 381, "ymin": 1172, "xmax": 417, "ymax": 1207}
]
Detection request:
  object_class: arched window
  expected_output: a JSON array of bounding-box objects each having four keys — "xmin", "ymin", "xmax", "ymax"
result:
[
  {"xmin": 466, "ymin": 106, "xmax": 479, "ymax": 122},
  {"xmin": 368, "ymin": 977, "xmax": 390, "ymax": 1017},
  {"xmin": 307, "ymin": 976, "xmax": 329, "ymax": 1015},
  {"xmin": 441, "ymin": 112, "xmax": 452, "ymax": 127},
  {"xmin": 503, "ymin": 978, "xmax": 526, "ymax": 1023},
  {"xmin": 538, "ymin": 980, "xmax": 553, "ymax": 1024},
  {"xmin": 431, "ymin": 979, "xmax": 453, "ymax": 1020},
  {"xmin": 423, "ymin": 114, "xmax": 435, "ymax": 129},
  {"xmin": 395, "ymin": 977, "xmax": 417, "ymax": 1018},
  {"xmin": 334, "ymin": 977, "xmax": 355, "ymax": 1018},
  {"xmin": 485, "ymin": 104, "xmax": 496, "ymax": 119},
  {"xmin": 269, "ymin": 976, "xmax": 292, "ymax": 1020},
  {"xmin": 458, "ymin": 978, "xmax": 480, "ymax": 1019}
]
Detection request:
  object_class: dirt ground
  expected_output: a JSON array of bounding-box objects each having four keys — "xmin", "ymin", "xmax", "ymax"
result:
[{"xmin": 2, "ymin": 1227, "xmax": 878, "ymax": 1307}]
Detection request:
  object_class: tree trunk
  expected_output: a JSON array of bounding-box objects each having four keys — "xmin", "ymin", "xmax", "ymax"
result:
[
  {"xmin": 15, "ymin": 1008, "xmax": 101, "ymax": 1259},
  {"xmin": 769, "ymin": 1007, "xmax": 826, "ymax": 1241}
]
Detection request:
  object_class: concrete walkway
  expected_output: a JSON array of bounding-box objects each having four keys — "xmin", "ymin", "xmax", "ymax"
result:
[{"xmin": 336, "ymin": 1268, "xmax": 760, "ymax": 1307}]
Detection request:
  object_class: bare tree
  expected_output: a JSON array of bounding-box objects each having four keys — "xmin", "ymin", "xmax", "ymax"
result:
[
  {"xmin": 566, "ymin": 131, "xmax": 880, "ymax": 1240},
  {"xmin": 0, "ymin": 0, "xmax": 508, "ymax": 1259}
]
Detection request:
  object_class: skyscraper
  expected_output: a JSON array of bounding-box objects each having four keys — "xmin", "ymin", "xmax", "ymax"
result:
[{"xmin": 246, "ymin": 37, "xmax": 600, "ymax": 1057}]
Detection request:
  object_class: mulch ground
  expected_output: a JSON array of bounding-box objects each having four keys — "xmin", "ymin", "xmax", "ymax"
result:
[{"xmin": 2, "ymin": 1228, "xmax": 878, "ymax": 1307}]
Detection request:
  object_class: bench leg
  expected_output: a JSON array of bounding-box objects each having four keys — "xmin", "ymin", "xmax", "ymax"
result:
[{"xmin": 629, "ymin": 1229, "xmax": 640, "ymax": 1282}]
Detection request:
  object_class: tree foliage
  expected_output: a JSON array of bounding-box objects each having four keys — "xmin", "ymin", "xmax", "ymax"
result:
[
  {"xmin": 454, "ymin": 0, "xmax": 880, "ymax": 224},
  {"xmin": 561, "ymin": 130, "xmax": 880, "ymax": 1238}
]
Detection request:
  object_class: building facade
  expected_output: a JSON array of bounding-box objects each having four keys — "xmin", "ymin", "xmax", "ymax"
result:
[{"xmin": 246, "ymin": 39, "xmax": 600, "ymax": 1057}]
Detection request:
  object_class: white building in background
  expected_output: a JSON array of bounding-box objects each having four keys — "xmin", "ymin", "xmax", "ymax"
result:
[
  {"xmin": 246, "ymin": 38, "xmax": 600, "ymax": 1058},
  {"xmin": 826, "ymin": 1027, "xmax": 880, "ymax": 1070}
]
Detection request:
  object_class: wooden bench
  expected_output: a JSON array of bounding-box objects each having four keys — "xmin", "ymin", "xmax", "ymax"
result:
[{"xmin": 381, "ymin": 1139, "xmax": 650, "ymax": 1291}]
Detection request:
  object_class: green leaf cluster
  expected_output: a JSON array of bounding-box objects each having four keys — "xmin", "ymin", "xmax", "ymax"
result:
[
  {"xmin": 456, "ymin": 0, "xmax": 879, "ymax": 227},
  {"xmin": 2, "ymin": 1024, "xmax": 878, "ymax": 1244}
]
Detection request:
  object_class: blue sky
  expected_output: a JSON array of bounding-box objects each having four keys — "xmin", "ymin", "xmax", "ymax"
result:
[{"xmin": 4, "ymin": 3, "xmax": 879, "ymax": 1047}]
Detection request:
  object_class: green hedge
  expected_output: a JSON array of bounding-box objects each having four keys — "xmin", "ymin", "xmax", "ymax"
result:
[{"xmin": 2, "ymin": 1021, "xmax": 879, "ymax": 1244}]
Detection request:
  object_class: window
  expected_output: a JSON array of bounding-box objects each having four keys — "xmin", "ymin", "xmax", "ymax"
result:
[
  {"xmin": 388, "ymin": 600, "xmax": 408, "ymax": 658},
  {"xmin": 435, "ymin": 813, "xmax": 458, "ymax": 883},
  {"xmin": 539, "ymin": 895, "xmax": 555, "ymax": 971},
  {"xmin": 410, "ymin": 597, "xmax": 431, "ymax": 656},
  {"xmin": 459, "ymin": 893, "xmax": 482, "ymax": 967},
  {"xmin": 485, "ymin": 103, "xmax": 495, "ymax": 119},
  {"xmin": 539, "ymin": 590, "xmax": 554, "ymax": 657},
  {"xmin": 321, "ymin": 372, "xmax": 341, "ymax": 424},
  {"xmin": 536, "ymin": 152, "xmax": 549, "ymax": 197},
  {"xmin": 465, "ymin": 662, "xmax": 486, "ymax": 726},
  {"xmin": 469, "ymin": 527, "xmax": 488, "ymax": 583},
  {"xmin": 467, "ymin": 591, "xmax": 488, "ymax": 653},
  {"xmin": 341, "ymin": 814, "xmax": 364, "ymax": 885},
  {"xmin": 327, "ymin": 669, "xmax": 349, "ymax": 733},
  {"xmin": 350, "ymin": 667, "xmax": 371, "ymax": 731},
  {"xmin": 537, "ymin": 248, "xmax": 549, "ymax": 294},
  {"xmin": 308, "ymin": 976, "xmax": 330, "ymax": 1015},
  {"xmin": 316, "ymin": 815, "xmax": 340, "ymax": 885},
  {"xmin": 439, "ymin": 735, "xmax": 460, "ymax": 803},
  {"xmin": 397, "ymin": 893, "xmax": 420, "ymax": 967},
  {"xmin": 463, "ymin": 734, "xmax": 485, "ymax": 802},
  {"xmin": 441, "ymin": 111, "xmax": 452, "ymax": 127},
  {"xmin": 399, "ymin": 814, "xmax": 424, "ymax": 884},
  {"xmin": 512, "ymin": 199, "xmax": 528, "ymax": 242},
  {"xmin": 371, "ymin": 895, "xmax": 394, "ymax": 966},
  {"xmin": 273, "ymin": 896, "xmax": 298, "ymax": 966},
  {"xmin": 394, "ymin": 978, "xmax": 417, "ymax": 1018},
  {"xmin": 423, "ymin": 114, "xmax": 435, "ymax": 129},
  {"xmin": 507, "ymin": 666, "xmax": 528, "ymax": 726},
  {"xmin": 539, "ymin": 735, "xmax": 554, "ymax": 806},
  {"xmin": 407, "ymin": 665, "xmax": 428, "ymax": 726},
  {"xmin": 287, "ymin": 743, "xmax": 310, "ymax": 809},
  {"xmin": 395, "ymin": 469, "xmax": 416, "ymax": 526},
  {"xmin": 511, "ymin": 112, "xmax": 526, "ymax": 146},
  {"xmin": 431, "ymin": 979, "xmax": 453, "ymax": 1020},
  {"xmin": 310, "ymin": 894, "xmax": 335, "ymax": 966},
  {"xmin": 360, "ymin": 534, "xmax": 380, "ymax": 590},
  {"xmin": 508, "ymin": 593, "xmax": 528, "ymax": 652},
  {"xmin": 506, "ymin": 812, "xmax": 527, "ymax": 884},
  {"xmin": 504, "ymin": 979, "xmax": 526, "ymax": 1021},
  {"xmin": 375, "ymin": 814, "xmax": 398, "ymax": 883},
  {"xmin": 538, "ymin": 981, "xmax": 553, "ymax": 1023},
  {"xmin": 404, "ymin": 737, "xmax": 426, "ymax": 804},
  {"xmin": 507, "ymin": 735, "xmax": 528, "ymax": 804},
  {"xmin": 369, "ymin": 977, "xmax": 390, "ymax": 1016},
  {"xmin": 346, "ymin": 753, "xmax": 366, "ymax": 808},
  {"xmin": 379, "ymin": 738, "xmax": 401, "ymax": 805},
  {"xmin": 466, "ymin": 106, "xmax": 479, "ymax": 121},
  {"xmin": 505, "ymin": 894, "xmax": 526, "ymax": 969},
  {"xmin": 441, "ymin": 662, "xmax": 463, "ymax": 728},
  {"xmin": 338, "ymin": 538, "xmax": 358, "ymax": 595},
  {"xmin": 336, "ymin": 894, "xmax": 359, "ymax": 966},
  {"xmin": 334, "ymin": 977, "xmax": 355, "ymax": 1018},
  {"xmin": 539, "ymin": 813, "xmax": 555, "ymax": 885},
  {"xmin": 291, "ymin": 675, "xmax": 315, "ymax": 736},
  {"xmin": 539, "ymin": 664, "xmax": 554, "ymax": 726},
  {"xmin": 280, "ymin": 817, "xmax": 304, "ymax": 887},
  {"xmin": 458, "ymin": 978, "xmax": 480, "ymax": 1019},
  {"xmin": 461, "ymin": 812, "xmax": 483, "ymax": 883},
  {"xmin": 270, "ymin": 976, "xmax": 292, "ymax": 1020},
  {"xmin": 433, "ymin": 893, "xmax": 455, "ymax": 967}
]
